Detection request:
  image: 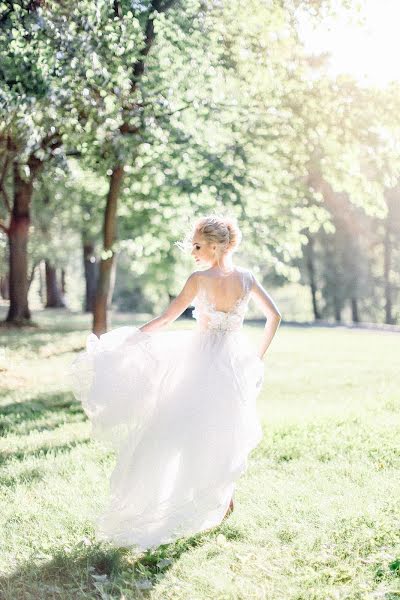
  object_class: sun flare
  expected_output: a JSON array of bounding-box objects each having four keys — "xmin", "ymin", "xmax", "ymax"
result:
[{"xmin": 298, "ymin": 0, "xmax": 400, "ymax": 88}]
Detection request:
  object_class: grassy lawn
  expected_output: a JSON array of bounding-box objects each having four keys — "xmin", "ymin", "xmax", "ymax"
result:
[{"xmin": 0, "ymin": 307, "xmax": 399, "ymax": 599}]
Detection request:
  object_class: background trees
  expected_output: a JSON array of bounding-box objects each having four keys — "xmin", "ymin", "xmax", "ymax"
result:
[{"xmin": 0, "ymin": 0, "xmax": 399, "ymax": 329}]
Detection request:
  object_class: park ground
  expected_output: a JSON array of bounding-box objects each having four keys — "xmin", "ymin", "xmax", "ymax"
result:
[{"xmin": 0, "ymin": 308, "xmax": 399, "ymax": 600}]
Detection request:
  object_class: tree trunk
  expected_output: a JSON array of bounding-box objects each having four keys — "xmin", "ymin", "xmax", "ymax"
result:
[
  {"xmin": 351, "ymin": 297, "xmax": 359, "ymax": 323},
  {"xmin": 38, "ymin": 260, "xmax": 46, "ymax": 304},
  {"xmin": 27, "ymin": 261, "xmax": 38, "ymax": 292},
  {"xmin": 6, "ymin": 161, "xmax": 40, "ymax": 324},
  {"xmin": 83, "ymin": 241, "xmax": 97, "ymax": 313},
  {"xmin": 61, "ymin": 268, "xmax": 66, "ymax": 293},
  {"xmin": 0, "ymin": 274, "xmax": 9, "ymax": 299},
  {"xmin": 107, "ymin": 251, "xmax": 117, "ymax": 309},
  {"xmin": 60, "ymin": 268, "xmax": 67, "ymax": 307},
  {"xmin": 333, "ymin": 296, "xmax": 342, "ymax": 323},
  {"xmin": 383, "ymin": 207, "xmax": 395, "ymax": 324},
  {"xmin": 303, "ymin": 232, "xmax": 321, "ymax": 320},
  {"xmin": 45, "ymin": 260, "xmax": 66, "ymax": 308},
  {"xmin": 93, "ymin": 165, "xmax": 124, "ymax": 335}
]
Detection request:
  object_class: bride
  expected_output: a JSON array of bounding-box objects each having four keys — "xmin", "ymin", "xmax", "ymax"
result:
[{"xmin": 69, "ymin": 214, "xmax": 282, "ymax": 551}]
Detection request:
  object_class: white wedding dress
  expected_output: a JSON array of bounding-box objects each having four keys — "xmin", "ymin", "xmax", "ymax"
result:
[{"xmin": 69, "ymin": 267, "xmax": 264, "ymax": 551}]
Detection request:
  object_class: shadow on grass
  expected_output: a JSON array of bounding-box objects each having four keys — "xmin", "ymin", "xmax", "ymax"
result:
[
  {"xmin": 0, "ymin": 520, "xmax": 244, "ymax": 599},
  {"xmin": 0, "ymin": 437, "xmax": 92, "ymax": 467},
  {"xmin": 0, "ymin": 307, "xmax": 92, "ymax": 358},
  {"xmin": 0, "ymin": 466, "xmax": 46, "ymax": 488},
  {"xmin": 0, "ymin": 392, "xmax": 86, "ymax": 438},
  {"xmin": 0, "ymin": 306, "xmax": 160, "ymax": 356},
  {"xmin": 0, "ymin": 328, "xmax": 85, "ymax": 355}
]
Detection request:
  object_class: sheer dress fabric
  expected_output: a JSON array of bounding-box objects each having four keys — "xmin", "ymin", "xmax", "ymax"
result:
[{"xmin": 69, "ymin": 267, "xmax": 264, "ymax": 550}]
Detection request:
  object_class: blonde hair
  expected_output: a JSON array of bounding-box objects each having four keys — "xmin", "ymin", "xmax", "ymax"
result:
[{"xmin": 175, "ymin": 213, "xmax": 242, "ymax": 256}]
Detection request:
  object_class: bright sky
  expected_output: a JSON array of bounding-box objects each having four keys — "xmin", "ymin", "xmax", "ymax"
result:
[{"xmin": 297, "ymin": 0, "xmax": 400, "ymax": 88}]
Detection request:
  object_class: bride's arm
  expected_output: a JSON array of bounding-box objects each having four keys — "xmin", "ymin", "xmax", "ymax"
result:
[
  {"xmin": 138, "ymin": 272, "xmax": 199, "ymax": 333},
  {"xmin": 250, "ymin": 273, "xmax": 282, "ymax": 360}
]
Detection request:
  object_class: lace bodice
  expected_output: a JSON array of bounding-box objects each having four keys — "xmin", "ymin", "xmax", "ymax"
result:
[{"xmin": 192, "ymin": 268, "xmax": 254, "ymax": 332}]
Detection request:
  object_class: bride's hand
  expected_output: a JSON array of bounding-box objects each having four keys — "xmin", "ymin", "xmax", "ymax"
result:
[{"xmin": 125, "ymin": 329, "xmax": 150, "ymax": 346}]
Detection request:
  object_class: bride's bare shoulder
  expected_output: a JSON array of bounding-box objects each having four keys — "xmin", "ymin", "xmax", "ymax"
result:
[
  {"xmin": 186, "ymin": 270, "xmax": 205, "ymax": 286},
  {"xmin": 191, "ymin": 268, "xmax": 213, "ymax": 281},
  {"xmin": 190, "ymin": 269, "xmax": 205, "ymax": 279},
  {"xmin": 190, "ymin": 266, "xmax": 250, "ymax": 282}
]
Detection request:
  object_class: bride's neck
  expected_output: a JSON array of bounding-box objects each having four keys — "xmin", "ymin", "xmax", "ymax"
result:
[{"xmin": 210, "ymin": 257, "xmax": 234, "ymax": 272}]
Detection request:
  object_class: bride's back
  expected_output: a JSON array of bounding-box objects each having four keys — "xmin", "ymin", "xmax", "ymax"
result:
[{"xmin": 196, "ymin": 267, "xmax": 251, "ymax": 314}]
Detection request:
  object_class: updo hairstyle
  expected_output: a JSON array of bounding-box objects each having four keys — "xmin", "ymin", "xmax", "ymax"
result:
[
  {"xmin": 193, "ymin": 215, "xmax": 242, "ymax": 255},
  {"xmin": 174, "ymin": 213, "xmax": 242, "ymax": 256}
]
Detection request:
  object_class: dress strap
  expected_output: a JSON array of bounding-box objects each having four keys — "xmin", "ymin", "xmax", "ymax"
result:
[{"xmin": 241, "ymin": 268, "xmax": 254, "ymax": 296}]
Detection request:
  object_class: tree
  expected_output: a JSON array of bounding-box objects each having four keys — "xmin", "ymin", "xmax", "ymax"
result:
[{"xmin": 0, "ymin": 2, "xmax": 61, "ymax": 324}]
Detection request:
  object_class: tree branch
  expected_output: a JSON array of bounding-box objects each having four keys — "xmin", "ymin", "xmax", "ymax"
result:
[
  {"xmin": 0, "ymin": 155, "xmax": 8, "ymax": 188},
  {"xmin": 40, "ymin": 132, "xmax": 62, "ymax": 152},
  {"xmin": 113, "ymin": 0, "xmax": 122, "ymax": 17},
  {"xmin": 0, "ymin": 220, "xmax": 9, "ymax": 235},
  {"xmin": 1, "ymin": 188, "xmax": 11, "ymax": 213},
  {"xmin": 0, "ymin": 155, "xmax": 11, "ymax": 213},
  {"xmin": 152, "ymin": 100, "xmax": 194, "ymax": 120},
  {"xmin": 132, "ymin": 0, "xmax": 176, "ymax": 82},
  {"xmin": 119, "ymin": 123, "xmax": 140, "ymax": 135},
  {"xmin": 28, "ymin": 261, "xmax": 39, "ymax": 290}
]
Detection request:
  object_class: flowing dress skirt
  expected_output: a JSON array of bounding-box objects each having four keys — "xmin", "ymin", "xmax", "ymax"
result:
[{"xmin": 69, "ymin": 325, "xmax": 264, "ymax": 550}]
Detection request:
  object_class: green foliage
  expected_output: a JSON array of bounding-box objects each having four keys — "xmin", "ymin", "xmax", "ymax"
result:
[{"xmin": 1, "ymin": 0, "xmax": 399, "ymax": 323}]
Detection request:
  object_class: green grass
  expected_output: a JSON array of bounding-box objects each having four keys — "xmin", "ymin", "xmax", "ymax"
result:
[{"xmin": 0, "ymin": 307, "xmax": 399, "ymax": 599}]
